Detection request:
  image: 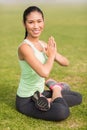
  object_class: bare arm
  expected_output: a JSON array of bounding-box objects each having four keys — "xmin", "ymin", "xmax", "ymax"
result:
[
  {"xmin": 18, "ymin": 37, "xmax": 56, "ymax": 78},
  {"xmin": 55, "ymin": 52, "xmax": 69, "ymax": 66},
  {"xmin": 43, "ymin": 37, "xmax": 69, "ymax": 66}
]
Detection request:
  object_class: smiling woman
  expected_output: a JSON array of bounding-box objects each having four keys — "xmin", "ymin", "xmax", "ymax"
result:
[
  {"xmin": 15, "ymin": 6, "xmax": 82, "ymax": 121},
  {"xmin": 23, "ymin": 6, "xmax": 44, "ymax": 39}
]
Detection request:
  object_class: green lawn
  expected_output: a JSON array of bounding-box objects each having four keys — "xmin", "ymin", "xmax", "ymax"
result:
[{"xmin": 0, "ymin": 4, "xmax": 87, "ymax": 130}]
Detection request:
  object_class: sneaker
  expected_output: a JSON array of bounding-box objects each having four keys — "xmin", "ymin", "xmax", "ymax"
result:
[
  {"xmin": 32, "ymin": 91, "xmax": 50, "ymax": 111},
  {"xmin": 45, "ymin": 79, "xmax": 70, "ymax": 91}
]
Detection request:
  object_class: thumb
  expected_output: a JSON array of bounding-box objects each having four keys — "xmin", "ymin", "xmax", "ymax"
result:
[{"xmin": 43, "ymin": 47, "xmax": 47, "ymax": 53}]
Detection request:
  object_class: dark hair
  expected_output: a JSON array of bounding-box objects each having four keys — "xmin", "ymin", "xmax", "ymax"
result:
[{"xmin": 23, "ymin": 6, "xmax": 44, "ymax": 39}]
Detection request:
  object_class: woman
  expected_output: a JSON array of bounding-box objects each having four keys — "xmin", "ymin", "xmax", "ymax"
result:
[{"xmin": 16, "ymin": 6, "xmax": 82, "ymax": 121}]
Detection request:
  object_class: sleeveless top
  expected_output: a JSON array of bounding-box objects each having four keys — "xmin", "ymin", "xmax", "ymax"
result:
[{"xmin": 17, "ymin": 39, "xmax": 47, "ymax": 97}]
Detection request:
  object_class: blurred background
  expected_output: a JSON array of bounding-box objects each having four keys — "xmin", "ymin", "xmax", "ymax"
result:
[
  {"xmin": 0, "ymin": 0, "xmax": 87, "ymax": 5},
  {"xmin": 0, "ymin": 1, "xmax": 87, "ymax": 129}
]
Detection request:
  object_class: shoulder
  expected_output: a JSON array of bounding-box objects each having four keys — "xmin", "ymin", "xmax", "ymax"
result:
[
  {"xmin": 18, "ymin": 41, "xmax": 33, "ymax": 59},
  {"xmin": 18, "ymin": 41, "xmax": 32, "ymax": 52}
]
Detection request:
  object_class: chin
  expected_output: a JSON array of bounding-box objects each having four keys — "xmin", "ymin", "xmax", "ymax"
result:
[{"xmin": 33, "ymin": 34, "xmax": 41, "ymax": 38}]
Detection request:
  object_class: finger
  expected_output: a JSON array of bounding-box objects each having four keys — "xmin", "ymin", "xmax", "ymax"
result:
[
  {"xmin": 51, "ymin": 39, "xmax": 56, "ymax": 47},
  {"xmin": 48, "ymin": 36, "xmax": 56, "ymax": 49},
  {"xmin": 48, "ymin": 38, "xmax": 52, "ymax": 46}
]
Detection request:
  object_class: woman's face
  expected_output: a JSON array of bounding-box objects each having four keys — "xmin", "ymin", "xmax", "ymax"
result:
[{"xmin": 24, "ymin": 11, "xmax": 44, "ymax": 38}]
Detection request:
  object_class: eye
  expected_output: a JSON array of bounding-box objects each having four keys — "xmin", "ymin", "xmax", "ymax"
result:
[
  {"xmin": 28, "ymin": 21, "xmax": 33, "ymax": 24},
  {"xmin": 27, "ymin": 20, "xmax": 33, "ymax": 24},
  {"xmin": 38, "ymin": 20, "xmax": 43, "ymax": 23}
]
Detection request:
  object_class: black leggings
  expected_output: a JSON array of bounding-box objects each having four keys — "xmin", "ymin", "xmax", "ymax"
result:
[{"xmin": 16, "ymin": 90, "xmax": 82, "ymax": 121}]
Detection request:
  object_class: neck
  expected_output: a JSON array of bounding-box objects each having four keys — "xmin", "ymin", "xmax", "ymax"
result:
[{"xmin": 26, "ymin": 36, "xmax": 39, "ymax": 44}]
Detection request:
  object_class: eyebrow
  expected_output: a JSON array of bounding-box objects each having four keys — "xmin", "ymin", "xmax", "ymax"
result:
[{"xmin": 27, "ymin": 18, "xmax": 43, "ymax": 21}]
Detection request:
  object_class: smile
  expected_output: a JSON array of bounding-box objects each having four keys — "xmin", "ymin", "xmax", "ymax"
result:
[{"xmin": 33, "ymin": 30, "xmax": 41, "ymax": 34}]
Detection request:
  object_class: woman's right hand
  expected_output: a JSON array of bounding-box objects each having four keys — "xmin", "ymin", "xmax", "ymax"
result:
[{"xmin": 45, "ymin": 36, "xmax": 57, "ymax": 59}]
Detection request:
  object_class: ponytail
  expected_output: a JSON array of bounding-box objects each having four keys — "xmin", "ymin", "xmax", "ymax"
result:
[{"xmin": 24, "ymin": 29, "xmax": 28, "ymax": 39}]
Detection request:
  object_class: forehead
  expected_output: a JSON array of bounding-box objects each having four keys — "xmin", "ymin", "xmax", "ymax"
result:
[{"xmin": 26, "ymin": 11, "xmax": 43, "ymax": 20}]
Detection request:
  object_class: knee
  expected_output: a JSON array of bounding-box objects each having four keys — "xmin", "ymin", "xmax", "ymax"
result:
[
  {"xmin": 58, "ymin": 107, "xmax": 70, "ymax": 121},
  {"xmin": 76, "ymin": 93, "xmax": 82, "ymax": 105},
  {"xmin": 52, "ymin": 105, "xmax": 70, "ymax": 121}
]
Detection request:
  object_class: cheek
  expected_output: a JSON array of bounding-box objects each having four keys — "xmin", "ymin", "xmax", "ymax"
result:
[{"xmin": 25, "ymin": 24, "xmax": 33, "ymax": 31}]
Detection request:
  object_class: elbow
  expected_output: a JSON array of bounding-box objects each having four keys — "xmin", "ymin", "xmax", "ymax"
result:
[
  {"xmin": 64, "ymin": 61, "xmax": 69, "ymax": 66},
  {"xmin": 62, "ymin": 59, "xmax": 70, "ymax": 66},
  {"xmin": 66, "ymin": 60, "xmax": 70, "ymax": 66},
  {"xmin": 44, "ymin": 73, "xmax": 49, "ymax": 78},
  {"xmin": 62, "ymin": 57, "xmax": 70, "ymax": 66},
  {"xmin": 40, "ymin": 70, "xmax": 50, "ymax": 78}
]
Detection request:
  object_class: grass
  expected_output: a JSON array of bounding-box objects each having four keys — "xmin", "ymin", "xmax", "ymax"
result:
[{"xmin": 0, "ymin": 3, "xmax": 87, "ymax": 130}]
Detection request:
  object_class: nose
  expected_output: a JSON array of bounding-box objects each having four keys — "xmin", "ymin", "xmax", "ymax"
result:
[{"xmin": 34, "ymin": 22, "xmax": 38, "ymax": 28}]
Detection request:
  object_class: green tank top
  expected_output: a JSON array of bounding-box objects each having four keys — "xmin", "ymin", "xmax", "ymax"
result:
[{"xmin": 17, "ymin": 39, "xmax": 47, "ymax": 97}]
